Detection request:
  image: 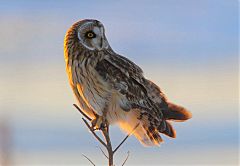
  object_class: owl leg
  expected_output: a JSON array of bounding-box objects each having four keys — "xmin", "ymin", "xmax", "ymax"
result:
[
  {"xmin": 91, "ymin": 115, "xmax": 107, "ymax": 130},
  {"xmin": 91, "ymin": 115, "xmax": 102, "ymax": 130},
  {"xmin": 91, "ymin": 100, "xmax": 110, "ymax": 130}
]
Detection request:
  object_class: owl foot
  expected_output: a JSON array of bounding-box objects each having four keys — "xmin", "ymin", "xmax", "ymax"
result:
[{"xmin": 91, "ymin": 116, "xmax": 107, "ymax": 130}]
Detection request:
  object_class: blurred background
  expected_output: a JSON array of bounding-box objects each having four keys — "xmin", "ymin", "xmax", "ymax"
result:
[{"xmin": 0, "ymin": 0, "xmax": 238, "ymax": 165}]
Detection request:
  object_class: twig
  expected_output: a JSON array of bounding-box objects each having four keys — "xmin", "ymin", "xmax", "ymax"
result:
[
  {"xmin": 73, "ymin": 104, "xmax": 92, "ymax": 121},
  {"xmin": 73, "ymin": 104, "xmax": 138, "ymax": 166},
  {"xmin": 113, "ymin": 123, "xmax": 140, "ymax": 154},
  {"xmin": 122, "ymin": 151, "xmax": 130, "ymax": 166},
  {"xmin": 82, "ymin": 154, "xmax": 96, "ymax": 166},
  {"xmin": 97, "ymin": 146, "xmax": 108, "ymax": 159},
  {"xmin": 82, "ymin": 118, "xmax": 107, "ymax": 148}
]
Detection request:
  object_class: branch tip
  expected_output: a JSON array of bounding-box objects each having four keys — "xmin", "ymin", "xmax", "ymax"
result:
[
  {"xmin": 122, "ymin": 151, "xmax": 130, "ymax": 166},
  {"xmin": 73, "ymin": 104, "xmax": 92, "ymax": 121},
  {"xmin": 82, "ymin": 154, "xmax": 96, "ymax": 166},
  {"xmin": 113, "ymin": 123, "xmax": 139, "ymax": 154}
]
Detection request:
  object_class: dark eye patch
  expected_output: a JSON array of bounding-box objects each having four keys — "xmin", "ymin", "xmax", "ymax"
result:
[{"xmin": 85, "ymin": 31, "xmax": 96, "ymax": 39}]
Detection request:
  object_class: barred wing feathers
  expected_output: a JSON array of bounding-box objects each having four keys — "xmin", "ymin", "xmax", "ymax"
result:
[{"xmin": 95, "ymin": 53, "xmax": 191, "ymax": 146}]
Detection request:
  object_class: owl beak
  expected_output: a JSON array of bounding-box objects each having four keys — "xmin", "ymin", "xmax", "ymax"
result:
[{"xmin": 99, "ymin": 37, "xmax": 103, "ymax": 48}]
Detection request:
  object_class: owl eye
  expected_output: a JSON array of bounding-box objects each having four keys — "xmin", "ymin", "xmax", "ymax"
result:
[{"xmin": 85, "ymin": 31, "xmax": 96, "ymax": 39}]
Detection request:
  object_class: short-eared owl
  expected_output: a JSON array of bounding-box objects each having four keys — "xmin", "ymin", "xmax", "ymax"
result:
[{"xmin": 64, "ymin": 19, "xmax": 192, "ymax": 146}]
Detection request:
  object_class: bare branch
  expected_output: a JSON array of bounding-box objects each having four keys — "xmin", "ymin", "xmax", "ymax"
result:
[
  {"xmin": 122, "ymin": 151, "xmax": 130, "ymax": 166},
  {"xmin": 101, "ymin": 126, "xmax": 114, "ymax": 166},
  {"xmin": 113, "ymin": 123, "xmax": 140, "ymax": 154},
  {"xmin": 82, "ymin": 118, "xmax": 107, "ymax": 148},
  {"xmin": 97, "ymin": 146, "xmax": 109, "ymax": 159},
  {"xmin": 82, "ymin": 154, "xmax": 96, "ymax": 166},
  {"xmin": 73, "ymin": 103, "xmax": 136, "ymax": 166},
  {"xmin": 73, "ymin": 104, "xmax": 92, "ymax": 121}
]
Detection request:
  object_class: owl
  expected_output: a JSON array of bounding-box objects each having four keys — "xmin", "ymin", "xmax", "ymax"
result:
[{"xmin": 64, "ymin": 19, "xmax": 192, "ymax": 146}]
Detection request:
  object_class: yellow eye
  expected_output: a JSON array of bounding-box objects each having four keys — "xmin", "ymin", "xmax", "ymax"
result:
[
  {"xmin": 87, "ymin": 33, "xmax": 94, "ymax": 38},
  {"xmin": 86, "ymin": 31, "xmax": 96, "ymax": 39}
]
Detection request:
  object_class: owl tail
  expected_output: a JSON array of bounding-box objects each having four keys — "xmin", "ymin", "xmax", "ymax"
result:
[
  {"xmin": 164, "ymin": 102, "xmax": 192, "ymax": 122},
  {"xmin": 118, "ymin": 110, "xmax": 163, "ymax": 146},
  {"xmin": 118, "ymin": 103, "xmax": 192, "ymax": 146},
  {"xmin": 158, "ymin": 102, "xmax": 192, "ymax": 139}
]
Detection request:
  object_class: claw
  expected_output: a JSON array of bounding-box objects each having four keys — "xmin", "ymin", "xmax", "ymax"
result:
[
  {"xmin": 99, "ymin": 122, "xmax": 107, "ymax": 130},
  {"xmin": 91, "ymin": 116, "xmax": 106, "ymax": 130},
  {"xmin": 92, "ymin": 116, "xmax": 102, "ymax": 130}
]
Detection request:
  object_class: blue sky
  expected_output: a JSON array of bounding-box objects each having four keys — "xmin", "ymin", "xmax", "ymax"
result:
[{"xmin": 0, "ymin": 0, "xmax": 238, "ymax": 165}]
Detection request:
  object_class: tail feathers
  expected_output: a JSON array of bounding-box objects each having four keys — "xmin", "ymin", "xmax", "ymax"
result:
[
  {"xmin": 144, "ymin": 125, "xmax": 163, "ymax": 146},
  {"xmin": 118, "ymin": 119, "xmax": 163, "ymax": 146},
  {"xmin": 165, "ymin": 102, "xmax": 192, "ymax": 121},
  {"xmin": 118, "ymin": 110, "xmax": 163, "ymax": 146},
  {"xmin": 118, "ymin": 104, "xmax": 192, "ymax": 146},
  {"xmin": 161, "ymin": 121, "xmax": 176, "ymax": 138}
]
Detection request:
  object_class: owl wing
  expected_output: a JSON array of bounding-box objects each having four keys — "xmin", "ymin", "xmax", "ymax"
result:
[
  {"xmin": 95, "ymin": 53, "xmax": 191, "ymax": 146},
  {"xmin": 96, "ymin": 53, "xmax": 165, "ymax": 110},
  {"xmin": 103, "ymin": 54, "xmax": 166, "ymax": 102},
  {"xmin": 95, "ymin": 53, "xmax": 168, "ymax": 124},
  {"xmin": 99, "ymin": 53, "xmax": 189, "ymax": 120}
]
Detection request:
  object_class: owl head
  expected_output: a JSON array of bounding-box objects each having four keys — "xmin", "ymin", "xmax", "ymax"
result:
[{"xmin": 74, "ymin": 19, "xmax": 110, "ymax": 51}]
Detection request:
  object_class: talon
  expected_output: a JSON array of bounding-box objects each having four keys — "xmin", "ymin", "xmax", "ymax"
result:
[
  {"xmin": 91, "ymin": 116, "xmax": 103, "ymax": 130},
  {"xmin": 99, "ymin": 123, "xmax": 107, "ymax": 130},
  {"xmin": 91, "ymin": 115, "xmax": 108, "ymax": 130}
]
